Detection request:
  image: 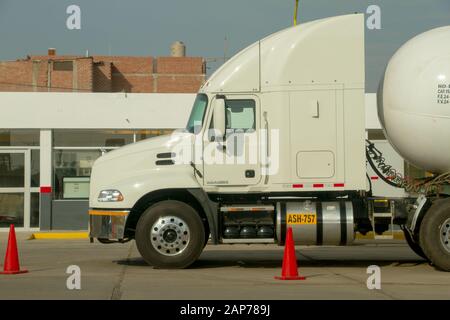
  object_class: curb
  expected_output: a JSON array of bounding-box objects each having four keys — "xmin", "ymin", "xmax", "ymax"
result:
[{"xmin": 29, "ymin": 232, "xmax": 89, "ymax": 240}]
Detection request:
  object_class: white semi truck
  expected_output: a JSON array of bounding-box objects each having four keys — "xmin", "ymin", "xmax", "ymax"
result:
[{"xmin": 88, "ymin": 14, "xmax": 450, "ymax": 270}]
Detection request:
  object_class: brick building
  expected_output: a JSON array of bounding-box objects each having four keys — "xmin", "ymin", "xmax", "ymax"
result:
[
  {"xmin": 0, "ymin": 44, "xmax": 208, "ymax": 231},
  {"xmin": 0, "ymin": 48, "xmax": 206, "ymax": 93}
]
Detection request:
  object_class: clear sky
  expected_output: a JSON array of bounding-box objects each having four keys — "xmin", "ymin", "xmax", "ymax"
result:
[{"xmin": 0, "ymin": 0, "xmax": 449, "ymax": 91}]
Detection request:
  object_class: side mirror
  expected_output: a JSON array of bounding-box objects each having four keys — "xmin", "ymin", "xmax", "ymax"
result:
[{"xmin": 213, "ymin": 97, "xmax": 226, "ymax": 138}]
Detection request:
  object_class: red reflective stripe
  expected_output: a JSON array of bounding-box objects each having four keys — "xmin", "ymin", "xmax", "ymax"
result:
[
  {"xmin": 313, "ymin": 183, "xmax": 324, "ymax": 188},
  {"xmin": 292, "ymin": 184, "xmax": 303, "ymax": 188},
  {"xmin": 334, "ymin": 183, "xmax": 345, "ymax": 187},
  {"xmin": 40, "ymin": 186, "xmax": 52, "ymax": 193},
  {"xmin": 371, "ymin": 176, "xmax": 379, "ymax": 180}
]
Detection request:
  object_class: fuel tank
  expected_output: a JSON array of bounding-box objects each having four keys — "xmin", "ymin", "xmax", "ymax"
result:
[{"xmin": 276, "ymin": 201, "xmax": 354, "ymax": 246}]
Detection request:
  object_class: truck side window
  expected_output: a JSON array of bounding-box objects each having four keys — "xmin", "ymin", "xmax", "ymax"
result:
[{"xmin": 225, "ymin": 100, "xmax": 256, "ymax": 133}]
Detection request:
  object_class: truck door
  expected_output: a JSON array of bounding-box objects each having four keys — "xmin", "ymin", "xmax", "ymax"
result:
[{"xmin": 202, "ymin": 95, "xmax": 261, "ymax": 186}]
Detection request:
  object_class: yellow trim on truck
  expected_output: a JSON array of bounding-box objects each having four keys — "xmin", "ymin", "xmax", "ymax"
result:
[{"xmin": 88, "ymin": 210, "xmax": 129, "ymax": 216}]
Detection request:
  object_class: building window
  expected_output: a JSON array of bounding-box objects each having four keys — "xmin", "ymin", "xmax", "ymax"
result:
[
  {"xmin": 0, "ymin": 193, "xmax": 24, "ymax": 228},
  {"xmin": 30, "ymin": 193, "xmax": 40, "ymax": 228},
  {"xmin": 31, "ymin": 150, "xmax": 40, "ymax": 188},
  {"xmin": 53, "ymin": 61, "xmax": 73, "ymax": 71},
  {"xmin": 53, "ymin": 129, "xmax": 134, "ymax": 147},
  {"xmin": 0, "ymin": 130, "xmax": 40, "ymax": 146},
  {"xmin": 53, "ymin": 130, "xmax": 133, "ymax": 200},
  {"xmin": 135, "ymin": 129, "xmax": 173, "ymax": 141},
  {"xmin": 0, "ymin": 153, "xmax": 24, "ymax": 188},
  {"xmin": 53, "ymin": 150, "xmax": 101, "ymax": 200},
  {"xmin": 52, "ymin": 129, "xmax": 174, "ymax": 200}
]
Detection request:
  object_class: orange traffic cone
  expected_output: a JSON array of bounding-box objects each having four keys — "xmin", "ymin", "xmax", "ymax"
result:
[
  {"xmin": 275, "ymin": 226, "xmax": 305, "ymax": 280},
  {"xmin": 0, "ymin": 225, "xmax": 28, "ymax": 275}
]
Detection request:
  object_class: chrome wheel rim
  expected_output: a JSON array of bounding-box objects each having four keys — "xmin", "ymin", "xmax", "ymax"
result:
[
  {"xmin": 150, "ymin": 216, "xmax": 190, "ymax": 256},
  {"xmin": 440, "ymin": 218, "xmax": 450, "ymax": 253}
]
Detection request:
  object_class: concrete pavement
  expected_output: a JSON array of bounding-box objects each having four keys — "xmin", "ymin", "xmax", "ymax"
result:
[{"xmin": 0, "ymin": 234, "xmax": 448, "ymax": 300}]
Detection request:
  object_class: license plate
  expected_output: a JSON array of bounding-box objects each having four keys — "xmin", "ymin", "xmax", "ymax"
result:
[{"xmin": 287, "ymin": 213, "xmax": 317, "ymax": 225}]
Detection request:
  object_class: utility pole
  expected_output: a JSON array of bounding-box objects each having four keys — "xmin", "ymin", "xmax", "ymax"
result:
[{"xmin": 224, "ymin": 36, "xmax": 228, "ymax": 62}]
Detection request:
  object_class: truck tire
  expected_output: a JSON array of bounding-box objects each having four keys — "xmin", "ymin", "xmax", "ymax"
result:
[
  {"xmin": 402, "ymin": 228, "xmax": 428, "ymax": 260},
  {"xmin": 135, "ymin": 200, "xmax": 205, "ymax": 269},
  {"xmin": 419, "ymin": 198, "xmax": 450, "ymax": 271}
]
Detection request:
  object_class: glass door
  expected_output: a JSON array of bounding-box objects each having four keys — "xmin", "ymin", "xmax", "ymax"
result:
[{"xmin": 0, "ymin": 150, "xmax": 31, "ymax": 229}]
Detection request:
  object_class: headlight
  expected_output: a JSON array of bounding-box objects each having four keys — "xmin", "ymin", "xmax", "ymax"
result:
[{"xmin": 98, "ymin": 190, "xmax": 124, "ymax": 202}]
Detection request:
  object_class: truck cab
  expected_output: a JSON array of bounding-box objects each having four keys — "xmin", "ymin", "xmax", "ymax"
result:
[{"xmin": 89, "ymin": 14, "xmax": 370, "ymax": 268}]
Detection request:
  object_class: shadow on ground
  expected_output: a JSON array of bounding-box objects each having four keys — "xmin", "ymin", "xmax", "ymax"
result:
[{"xmin": 114, "ymin": 249, "xmax": 428, "ymax": 269}]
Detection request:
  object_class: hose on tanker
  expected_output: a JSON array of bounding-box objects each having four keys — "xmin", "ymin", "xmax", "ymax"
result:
[
  {"xmin": 365, "ymin": 140, "xmax": 404, "ymax": 188},
  {"xmin": 365, "ymin": 139, "xmax": 450, "ymax": 195},
  {"xmin": 366, "ymin": 173, "xmax": 373, "ymax": 197}
]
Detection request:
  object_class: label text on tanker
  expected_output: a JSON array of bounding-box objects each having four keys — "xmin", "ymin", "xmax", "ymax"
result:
[{"xmin": 437, "ymin": 84, "xmax": 450, "ymax": 104}]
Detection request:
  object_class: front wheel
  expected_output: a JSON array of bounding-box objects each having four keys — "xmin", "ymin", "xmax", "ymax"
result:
[
  {"xmin": 419, "ymin": 198, "xmax": 450, "ymax": 271},
  {"xmin": 135, "ymin": 200, "xmax": 205, "ymax": 269}
]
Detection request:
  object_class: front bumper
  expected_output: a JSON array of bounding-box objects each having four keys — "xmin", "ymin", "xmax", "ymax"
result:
[{"xmin": 89, "ymin": 209, "xmax": 130, "ymax": 240}]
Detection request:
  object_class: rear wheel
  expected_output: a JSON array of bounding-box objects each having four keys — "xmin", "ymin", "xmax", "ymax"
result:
[
  {"xmin": 419, "ymin": 198, "xmax": 450, "ymax": 271},
  {"xmin": 135, "ymin": 200, "xmax": 205, "ymax": 269}
]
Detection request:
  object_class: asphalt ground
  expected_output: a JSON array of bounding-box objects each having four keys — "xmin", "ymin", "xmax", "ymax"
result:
[{"xmin": 0, "ymin": 233, "xmax": 449, "ymax": 300}]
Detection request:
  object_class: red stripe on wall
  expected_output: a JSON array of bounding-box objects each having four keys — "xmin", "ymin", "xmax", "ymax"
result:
[{"xmin": 40, "ymin": 186, "xmax": 52, "ymax": 193}]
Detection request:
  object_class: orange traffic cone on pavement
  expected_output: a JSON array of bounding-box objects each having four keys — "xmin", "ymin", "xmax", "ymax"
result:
[
  {"xmin": 275, "ymin": 226, "xmax": 305, "ymax": 280},
  {"xmin": 0, "ymin": 224, "xmax": 28, "ymax": 275}
]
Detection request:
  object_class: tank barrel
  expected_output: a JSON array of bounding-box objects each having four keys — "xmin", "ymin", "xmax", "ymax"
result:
[{"xmin": 378, "ymin": 26, "xmax": 450, "ymax": 174}]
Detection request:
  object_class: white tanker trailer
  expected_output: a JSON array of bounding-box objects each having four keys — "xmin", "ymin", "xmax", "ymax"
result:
[
  {"xmin": 88, "ymin": 14, "xmax": 450, "ymax": 271},
  {"xmin": 374, "ymin": 25, "xmax": 450, "ymax": 270},
  {"xmin": 378, "ymin": 26, "xmax": 450, "ymax": 174}
]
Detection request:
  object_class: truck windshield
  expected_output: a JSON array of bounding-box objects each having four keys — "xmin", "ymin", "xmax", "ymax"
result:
[{"xmin": 186, "ymin": 94, "xmax": 208, "ymax": 133}]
